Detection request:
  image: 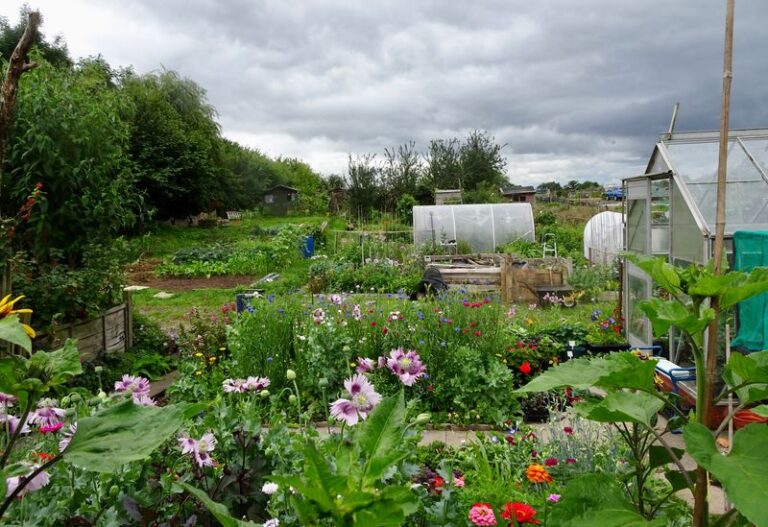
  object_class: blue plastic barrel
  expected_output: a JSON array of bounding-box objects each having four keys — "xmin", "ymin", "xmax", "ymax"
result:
[{"xmin": 302, "ymin": 235, "xmax": 315, "ymax": 258}]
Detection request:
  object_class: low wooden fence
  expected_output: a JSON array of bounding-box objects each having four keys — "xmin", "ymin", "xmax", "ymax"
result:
[{"xmin": 34, "ymin": 291, "xmax": 133, "ymax": 361}]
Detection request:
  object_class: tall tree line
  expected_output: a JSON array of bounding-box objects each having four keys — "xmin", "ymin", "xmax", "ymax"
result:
[{"xmin": 344, "ymin": 130, "xmax": 509, "ymax": 221}]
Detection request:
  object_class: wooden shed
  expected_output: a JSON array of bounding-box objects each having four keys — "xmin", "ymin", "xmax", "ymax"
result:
[{"xmin": 264, "ymin": 185, "xmax": 299, "ymax": 216}]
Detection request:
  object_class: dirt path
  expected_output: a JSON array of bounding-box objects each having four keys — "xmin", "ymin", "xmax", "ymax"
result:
[{"xmin": 126, "ymin": 260, "xmax": 256, "ymax": 291}]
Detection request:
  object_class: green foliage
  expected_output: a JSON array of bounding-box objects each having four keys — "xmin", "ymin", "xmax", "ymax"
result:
[
  {"xmin": 271, "ymin": 391, "xmax": 418, "ymax": 526},
  {"xmin": 178, "ymin": 483, "xmax": 259, "ymax": 527},
  {"xmin": 722, "ymin": 350, "xmax": 768, "ymax": 404},
  {"xmin": 684, "ymin": 423, "xmax": 768, "ymax": 527},
  {"xmin": 0, "ymin": 8, "xmax": 72, "ymax": 67},
  {"xmin": 4, "ymin": 57, "xmax": 141, "ymax": 263},
  {"xmin": 548, "ymin": 474, "xmax": 665, "ymax": 526},
  {"xmin": 396, "ymin": 193, "xmax": 417, "ymax": 224},
  {"xmin": 64, "ymin": 400, "xmax": 201, "ymax": 472},
  {"xmin": 0, "ymin": 315, "xmax": 31, "ymax": 352}
]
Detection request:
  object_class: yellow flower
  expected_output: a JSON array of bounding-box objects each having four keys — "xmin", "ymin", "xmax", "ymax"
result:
[
  {"xmin": 195, "ymin": 370, "xmax": 202, "ymax": 376},
  {"xmin": 219, "ymin": 347, "xmax": 226, "ymax": 351},
  {"xmin": 0, "ymin": 294, "xmax": 35, "ymax": 338},
  {"xmin": 194, "ymin": 352, "xmax": 204, "ymax": 358},
  {"xmin": 209, "ymin": 356, "xmax": 217, "ymax": 362}
]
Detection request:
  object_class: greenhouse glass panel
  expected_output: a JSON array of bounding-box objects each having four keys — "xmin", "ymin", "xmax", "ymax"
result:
[
  {"xmin": 412, "ymin": 204, "xmax": 534, "ymax": 252},
  {"xmin": 670, "ymin": 180, "xmax": 704, "ymax": 264},
  {"xmin": 627, "ymin": 198, "xmax": 648, "ymax": 253},
  {"xmin": 666, "ymin": 141, "xmax": 768, "ymax": 233}
]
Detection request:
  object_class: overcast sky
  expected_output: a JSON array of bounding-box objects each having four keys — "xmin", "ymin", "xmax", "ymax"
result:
[{"xmin": 3, "ymin": 1, "xmax": 767, "ymax": 185}]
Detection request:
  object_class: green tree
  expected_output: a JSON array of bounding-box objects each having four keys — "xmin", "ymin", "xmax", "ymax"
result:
[
  {"xmin": 382, "ymin": 141, "xmax": 422, "ymax": 211},
  {"xmin": 273, "ymin": 157, "xmax": 328, "ymax": 215},
  {"xmin": 122, "ymin": 69, "xmax": 224, "ymax": 219},
  {"xmin": 3, "ymin": 56, "xmax": 139, "ymax": 263},
  {"xmin": 346, "ymin": 154, "xmax": 380, "ymax": 221},
  {"xmin": 425, "ymin": 138, "xmax": 461, "ymax": 190},
  {"xmin": 459, "ymin": 130, "xmax": 507, "ymax": 191}
]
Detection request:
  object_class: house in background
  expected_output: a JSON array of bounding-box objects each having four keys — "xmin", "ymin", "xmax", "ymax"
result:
[
  {"xmin": 263, "ymin": 184, "xmax": 299, "ymax": 216},
  {"xmin": 434, "ymin": 188, "xmax": 463, "ymax": 205},
  {"xmin": 500, "ymin": 185, "xmax": 536, "ymax": 204}
]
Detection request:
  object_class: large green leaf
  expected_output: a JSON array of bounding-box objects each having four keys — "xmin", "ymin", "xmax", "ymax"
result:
[
  {"xmin": 0, "ymin": 315, "xmax": 32, "ymax": 352},
  {"xmin": 28, "ymin": 340, "xmax": 82, "ymax": 386},
  {"xmin": 64, "ymin": 400, "xmax": 200, "ymax": 472},
  {"xmin": 574, "ymin": 390, "xmax": 664, "ymax": 426},
  {"xmin": 684, "ymin": 422, "xmax": 768, "ymax": 527},
  {"xmin": 689, "ymin": 267, "xmax": 768, "ymax": 310},
  {"xmin": 630, "ymin": 255, "xmax": 683, "ymax": 298},
  {"xmin": 517, "ymin": 353, "xmax": 657, "ymax": 394},
  {"xmin": 354, "ymin": 501, "xmax": 407, "ymax": 527},
  {"xmin": 0, "ymin": 354, "xmax": 27, "ymax": 395},
  {"xmin": 722, "ymin": 351, "xmax": 768, "ymax": 404},
  {"xmin": 548, "ymin": 473, "xmax": 665, "ymax": 526},
  {"xmin": 358, "ymin": 389, "xmax": 407, "ymax": 485},
  {"xmin": 638, "ymin": 298, "xmax": 713, "ymax": 349},
  {"xmin": 178, "ymin": 482, "xmax": 260, "ymax": 526}
]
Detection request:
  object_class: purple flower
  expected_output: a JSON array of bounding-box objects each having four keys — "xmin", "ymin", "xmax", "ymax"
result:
[
  {"xmin": 244, "ymin": 376, "xmax": 271, "ymax": 391},
  {"xmin": 30, "ymin": 403, "xmax": 65, "ymax": 430},
  {"xmin": 178, "ymin": 431, "xmax": 217, "ymax": 467},
  {"xmin": 328, "ymin": 294, "xmax": 343, "ymax": 305},
  {"xmin": 330, "ymin": 374, "xmax": 382, "ymax": 426},
  {"xmin": 5, "ymin": 463, "xmax": 50, "ymax": 497},
  {"xmin": 223, "ymin": 378, "xmax": 248, "ymax": 393},
  {"xmin": 264, "ymin": 519, "xmax": 280, "ymax": 527},
  {"xmin": 312, "ymin": 308, "xmax": 325, "ymax": 324},
  {"xmin": 356, "ymin": 357, "xmax": 375, "ymax": 374},
  {"xmin": 0, "ymin": 392, "xmax": 17, "ymax": 406},
  {"xmin": 548, "ymin": 493, "xmax": 561, "ymax": 503},
  {"xmin": 590, "ymin": 309, "xmax": 601, "ymax": 321},
  {"xmin": 114, "ymin": 375, "xmax": 151, "ymax": 397},
  {"xmin": 0, "ymin": 413, "xmax": 30, "ymax": 435},
  {"xmin": 386, "ymin": 348, "xmax": 427, "ymax": 386},
  {"xmin": 352, "ymin": 304, "xmax": 362, "ymax": 321},
  {"xmin": 59, "ymin": 423, "xmax": 77, "ymax": 452}
]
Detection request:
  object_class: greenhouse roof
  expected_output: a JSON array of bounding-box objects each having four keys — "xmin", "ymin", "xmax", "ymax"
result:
[{"xmin": 640, "ymin": 128, "xmax": 768, "ymax": 236}]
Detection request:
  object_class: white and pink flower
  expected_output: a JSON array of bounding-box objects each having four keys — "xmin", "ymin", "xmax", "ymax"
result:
[
  {"xmin": 386, "ymin": 348, "xmax": 427, "ymax": 387},
  {"xmin": 330, "ymin": 374, "xmax": 382, "ymax": 426},
  {"xmin": 178, "ymin": 431, "xmax": 217, "ymax": 467}
]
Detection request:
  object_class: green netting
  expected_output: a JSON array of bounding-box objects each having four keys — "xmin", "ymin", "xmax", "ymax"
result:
[{"xmin": 732, "ymin": 230, "xmax": 768, "ymax": 352}]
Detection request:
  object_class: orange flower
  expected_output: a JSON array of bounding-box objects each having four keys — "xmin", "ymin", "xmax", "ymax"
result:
[{"xmin": 526, "ymin": 464, "xmax": 553, "ymax": 484}]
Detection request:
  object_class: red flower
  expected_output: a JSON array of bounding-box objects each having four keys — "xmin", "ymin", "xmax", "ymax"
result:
[
  {"xmin": 544, "ymin": 457, "xmax": 558, "ymax": 467},
  {"xmin": 519, "ymin": 361, "xmax": 532, "ymax": 375},
  {"xmin": 501, "ymin": 502, "xmax": 540, "ymax": 524},
  {"xmin": 565, "ymin": 457, "xmax": 577, "ymax": 464},
  {"xmin": 470, "ymin": 321, "xmax": 478, "ymax": 328},
  {"xmin": 516, "ymin": 340, "xmax": 524, "ymax": 348},
  {"xmin": 563, "ymin": 426, "xmax": 573, "ymax": 435},
  {"xmin": 473, "ymin": 331, "xmax": 482, "ymax": 337},
  {"xmin": 433, "ymin": 476, "xmax": 444, "ymax": 489},
  {"xmin": 427, "ymin": 384, "xmax": 434, "ymax": 392},
  {"xmin": 382, "ymin": 327, "xmax": 389, "ymax": 335},
  {"xmin": 370, "ymin": 321, "xmax": 377, "ymax": 327}
]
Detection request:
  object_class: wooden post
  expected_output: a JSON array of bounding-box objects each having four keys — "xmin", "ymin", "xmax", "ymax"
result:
[
  {"xmin": 695, "ymin": 1, "xmax": 735, "ymax": 526},
  {"xmin": 123, "ymin": 290, "xmax": 133, "ymax": 349}
]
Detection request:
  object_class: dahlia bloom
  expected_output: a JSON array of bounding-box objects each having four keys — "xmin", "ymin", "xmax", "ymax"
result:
[
  {"xmin": 356, "ymin": 357, "xmax": 375, "ymax": 374},
  {"xmin": 178, "ymin": 431, "xmax": 217, "ymax": 467},
  {"xmin": 386, "ymin": 348, "xmax": 427, "ymax": 386},
  {"xmin": 329, "ymin": 374, "xmax": 382, "ymax": 426},
  {"xmin": 468, "ymin": 502, "xmax": 496, "ymax": 526},
  {"xmin": 5, "ymin": 463, "xmax": 50, "ymax": 498},
  {"xmin": 501, "ymin": 502, "xmax": 540, "ymax": 524},
  {"xmin": 525, "ymin": 464, "xmax": 553, "ymax": 484}
]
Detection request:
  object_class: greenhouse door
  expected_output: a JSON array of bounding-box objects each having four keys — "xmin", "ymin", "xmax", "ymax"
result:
[{"xmin": 625, "ymin": 260, "xmax": 653, "ymax": 347}]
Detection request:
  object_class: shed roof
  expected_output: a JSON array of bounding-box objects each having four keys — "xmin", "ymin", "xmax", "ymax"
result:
[{"xmin": 266, "ymin": 184, "xmax": 299, "ymax": 193}]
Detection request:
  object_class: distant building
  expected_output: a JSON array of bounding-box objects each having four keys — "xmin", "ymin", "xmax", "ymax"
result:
[
  {"xmin": 263, "ymin": 184, "xmax": 299, "ymax": 216},
  {"xmin": 500, "ymin": 185, "xmax": 536, "ymax": 204},
  {"xmin": 434, "ymin": 189, "xmax": 463, "ymax": 205}
]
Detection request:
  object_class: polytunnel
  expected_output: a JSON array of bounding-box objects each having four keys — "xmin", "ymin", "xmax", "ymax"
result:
[
  {"xmin": 583, "ymin": 211, "xmax": 624, "ymax": 265},
  {"xmin": 412, "ymin": 203, "xmax": 535, "ymax": 253}
]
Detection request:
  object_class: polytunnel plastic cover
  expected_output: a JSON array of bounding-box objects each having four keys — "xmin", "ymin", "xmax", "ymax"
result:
[{"xmin": 413, "ymin": 203, "xmax": 535, "ymax": 252}]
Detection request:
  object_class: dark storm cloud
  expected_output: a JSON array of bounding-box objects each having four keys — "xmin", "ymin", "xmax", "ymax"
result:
[{"xmin": 6, "ymin": 0, "xmax": 767, "ymax": 182}]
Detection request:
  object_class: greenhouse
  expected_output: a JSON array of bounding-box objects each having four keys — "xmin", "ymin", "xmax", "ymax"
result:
[
  {"xmin": 412, "ymin": 203, "xmax": 535, "ymax": 253},
  {"xmin": 623, "ymin": 128, "xmax": 768, "ymax": 351}
]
